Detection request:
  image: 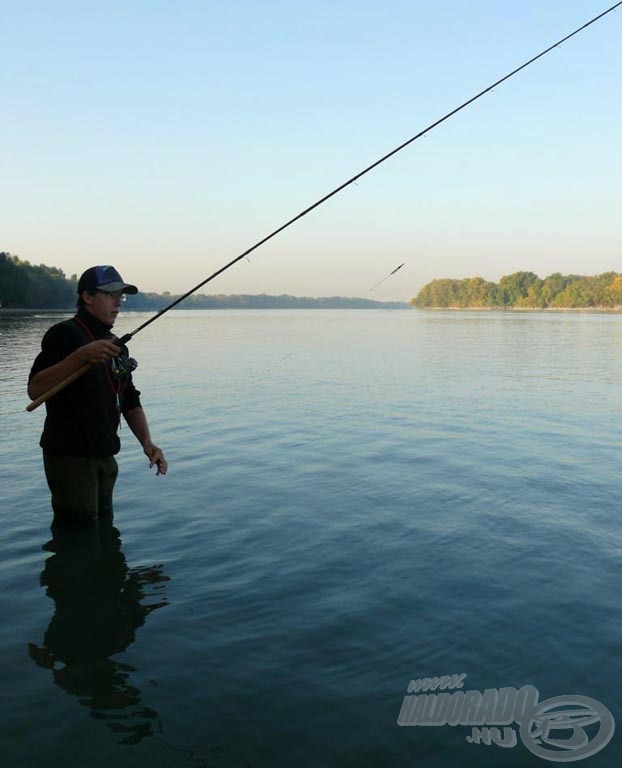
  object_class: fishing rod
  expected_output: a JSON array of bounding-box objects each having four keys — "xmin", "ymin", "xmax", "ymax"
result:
[{"xmin": 26, "ymin": 1, "xmax": 622, "ymax": 413}]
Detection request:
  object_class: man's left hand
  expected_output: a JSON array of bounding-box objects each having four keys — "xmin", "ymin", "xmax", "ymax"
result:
[{"xmin": 144, "ymin": 442, "xmax": 168, "ymax": 476}]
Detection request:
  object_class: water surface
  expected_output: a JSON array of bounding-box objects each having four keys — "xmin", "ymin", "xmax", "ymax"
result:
[{"xmin": 2, "ymin": 309, "xmax": 621, "ymax": 767}]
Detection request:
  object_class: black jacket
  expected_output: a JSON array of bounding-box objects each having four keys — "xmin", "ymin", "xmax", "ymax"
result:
[{"xmin": 29, "ymin": 308, "xmax": 142, "ymax": 456}]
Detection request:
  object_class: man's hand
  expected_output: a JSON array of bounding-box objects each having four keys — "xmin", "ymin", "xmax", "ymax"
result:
[
  {"xmin": 143, "ymin": 441, "xmax": 168, "ymax": 476},
  {"xmin": 124, "ymin": 407, "xmax": 167, "ymax": 476},
  {"xmin": 80, "ymin": 339, "xmax": 120, "ymax": 365},
  {"xmin": 27, "ymin": 339, "xmax": 121, "ymax": 401}
]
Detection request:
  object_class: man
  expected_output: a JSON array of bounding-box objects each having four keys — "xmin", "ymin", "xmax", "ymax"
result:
[{"xmin": 28, "ymin": 265, "xmax": 167, "ymax": 524}]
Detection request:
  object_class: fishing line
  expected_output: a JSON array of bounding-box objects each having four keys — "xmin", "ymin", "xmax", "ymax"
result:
[{"xmin": 27, "ymin": 1, "xmax": 622, "ymax": 412}]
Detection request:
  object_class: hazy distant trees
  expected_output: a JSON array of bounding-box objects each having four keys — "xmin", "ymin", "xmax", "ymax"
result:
[
  {"xmin": 412, "ymin": 271, "xmax": 622, "ymax": 309},
  {"xmin": 123, "ymin": 293, "xmax": 407, "ymax": 310},
  {"xmin": 0, "ymin": 253, "xmax": 406, "ymax": 310}
]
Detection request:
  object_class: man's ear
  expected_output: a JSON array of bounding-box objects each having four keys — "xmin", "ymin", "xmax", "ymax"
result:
[{"xmin": 81, "ymin": 290, "xmax": 94, "ymax": 306}]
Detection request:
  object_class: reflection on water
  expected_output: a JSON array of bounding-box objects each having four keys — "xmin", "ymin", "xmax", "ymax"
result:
[{"xmin": 28, "ymin": 515, "xmax": 170, "ymax": 745}]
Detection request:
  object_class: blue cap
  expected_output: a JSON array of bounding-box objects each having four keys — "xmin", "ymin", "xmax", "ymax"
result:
[{"xmin": 77, "ymin": 265, "xmax": 138, "ymax": 295}]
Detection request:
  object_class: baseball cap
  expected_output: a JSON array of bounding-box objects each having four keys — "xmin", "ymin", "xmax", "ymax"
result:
[{"xmin": 77, "ymin": 265, "xmax": 138, "ymax": 295}]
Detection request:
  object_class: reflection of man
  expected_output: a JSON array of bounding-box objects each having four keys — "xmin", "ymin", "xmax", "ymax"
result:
[
  {"xmin": 28, "ymin": 517, "xmax": 169, "ymax": 744},
  {"xmin": 28, "ymin": 265, "xmax": 167, "ymax": 524}
]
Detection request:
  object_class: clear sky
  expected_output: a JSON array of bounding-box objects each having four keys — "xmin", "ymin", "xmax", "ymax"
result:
[{"xmin": 2, "ymin": 1, "xmax": 620, "ymax": 301}]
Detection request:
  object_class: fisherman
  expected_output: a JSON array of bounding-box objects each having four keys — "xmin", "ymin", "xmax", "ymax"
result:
[{"xmin": 28, "ymin": 265, "xmax": 168, "ymax": 524}]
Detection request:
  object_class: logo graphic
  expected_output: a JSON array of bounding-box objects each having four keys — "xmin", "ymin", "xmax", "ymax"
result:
[
  {"xmin": 398, "ymin": 675, "xmax": 615, "ymax": 762},
  {"xmin": 520, "ymin": 695, "xmax": 615, "ymax": 762}
]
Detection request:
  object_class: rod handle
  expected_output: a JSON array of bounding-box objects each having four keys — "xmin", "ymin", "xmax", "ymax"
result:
[{"xmin": 26, "ymin": 363, "xmax": 92, "ymax": 412}]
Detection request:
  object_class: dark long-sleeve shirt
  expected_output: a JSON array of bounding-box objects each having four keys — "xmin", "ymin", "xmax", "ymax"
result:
[{"xmin": 29, "ymin": 308, "xmax": 141, "ymax": 456}]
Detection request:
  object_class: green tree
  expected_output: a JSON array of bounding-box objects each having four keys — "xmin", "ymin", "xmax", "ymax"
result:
[
  {"xmin": 496, "ymin": 272, "xmax": 540, "ymax": 307},
  {"xmin": 604, "ymin": 275, "xmax": 622, "ymax": 307},
  {"xmin": 412, "ymin": 271, "xmax": 622, "ymax": 309},
  {"xmin": 0, "ymin": 252, "xmax": 75, "ymax": 308}
]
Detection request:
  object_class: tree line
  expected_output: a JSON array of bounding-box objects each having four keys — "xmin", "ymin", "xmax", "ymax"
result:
[
  {"xmin": 0, "ymin": 252, "xmax": 77, "ymax": 308},
  {"xmin": 0, "ymin": 253, "xmax": 407, "ymax": 309},
  {"xmin": 6, "ymin": 253, "xmax": 620, "ymax": 311},
  {"xmin": 411, "ymin": 271, "xmax": 622, "ymax": 309},
  {"xmin": 124, "ymin": 292, "xmax": 407, "ymax": 310}
]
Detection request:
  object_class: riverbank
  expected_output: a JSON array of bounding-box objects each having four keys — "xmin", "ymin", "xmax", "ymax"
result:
[
  {"xmin": 0, "ymin": 308, "xmax": 72, "ymax": 315},
  {"xmin": 5, "ymin": 305, "xmax": 622, "ymax": 316},
  {"xmin": 414, "ymin": 305, "xmax": 622, "ymax": 313}
]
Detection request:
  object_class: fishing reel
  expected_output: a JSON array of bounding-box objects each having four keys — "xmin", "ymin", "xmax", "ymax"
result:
[{"xmin": 110, "ymin": 349, "xmax": 138, "ymax": 377}]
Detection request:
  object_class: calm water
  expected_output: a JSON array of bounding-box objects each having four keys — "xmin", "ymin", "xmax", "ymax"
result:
[{"xmin": 1, "ymin": 309, "xmax": 621, "ymax": 767}]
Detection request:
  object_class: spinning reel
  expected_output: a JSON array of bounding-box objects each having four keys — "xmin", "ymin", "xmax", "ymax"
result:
[{"xmin": 110, "ymin": 350, "xmax": 138, "ymax": 377}]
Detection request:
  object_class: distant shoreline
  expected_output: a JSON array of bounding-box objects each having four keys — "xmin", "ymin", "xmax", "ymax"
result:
[
  {"xmin": 1, "ymin": 304, "xmax": 410, "ymax": 315},
  {"xmin": 416, "ymin": 306, "xmax": 622, "ymax": 313},
  {"xmin": 4, "ymin": 305, "xmax": 622, "ymax": 315},
  {"xmin": 0, "ymin": 308, "xmax": 69, "ymax": 315}
]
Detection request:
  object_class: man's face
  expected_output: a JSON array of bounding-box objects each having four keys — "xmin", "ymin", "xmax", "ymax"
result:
[{"xmin": 82, "ymin": 290, "xmax": 123, "ymax": 326}]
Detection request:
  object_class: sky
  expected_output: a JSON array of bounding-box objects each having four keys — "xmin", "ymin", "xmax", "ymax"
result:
[{"xmin": 1, "ymin": 0, "xmax": 621, "ymax": 301}]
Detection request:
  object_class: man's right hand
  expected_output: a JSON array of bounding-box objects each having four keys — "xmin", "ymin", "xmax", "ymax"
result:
[
  {"xmin": 28, "ymin": 339, "xmax": 120, "ymax": 403},
  {"xmin": 80, "ymin": 340, "xmax": 120, "ymax": 365}
]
